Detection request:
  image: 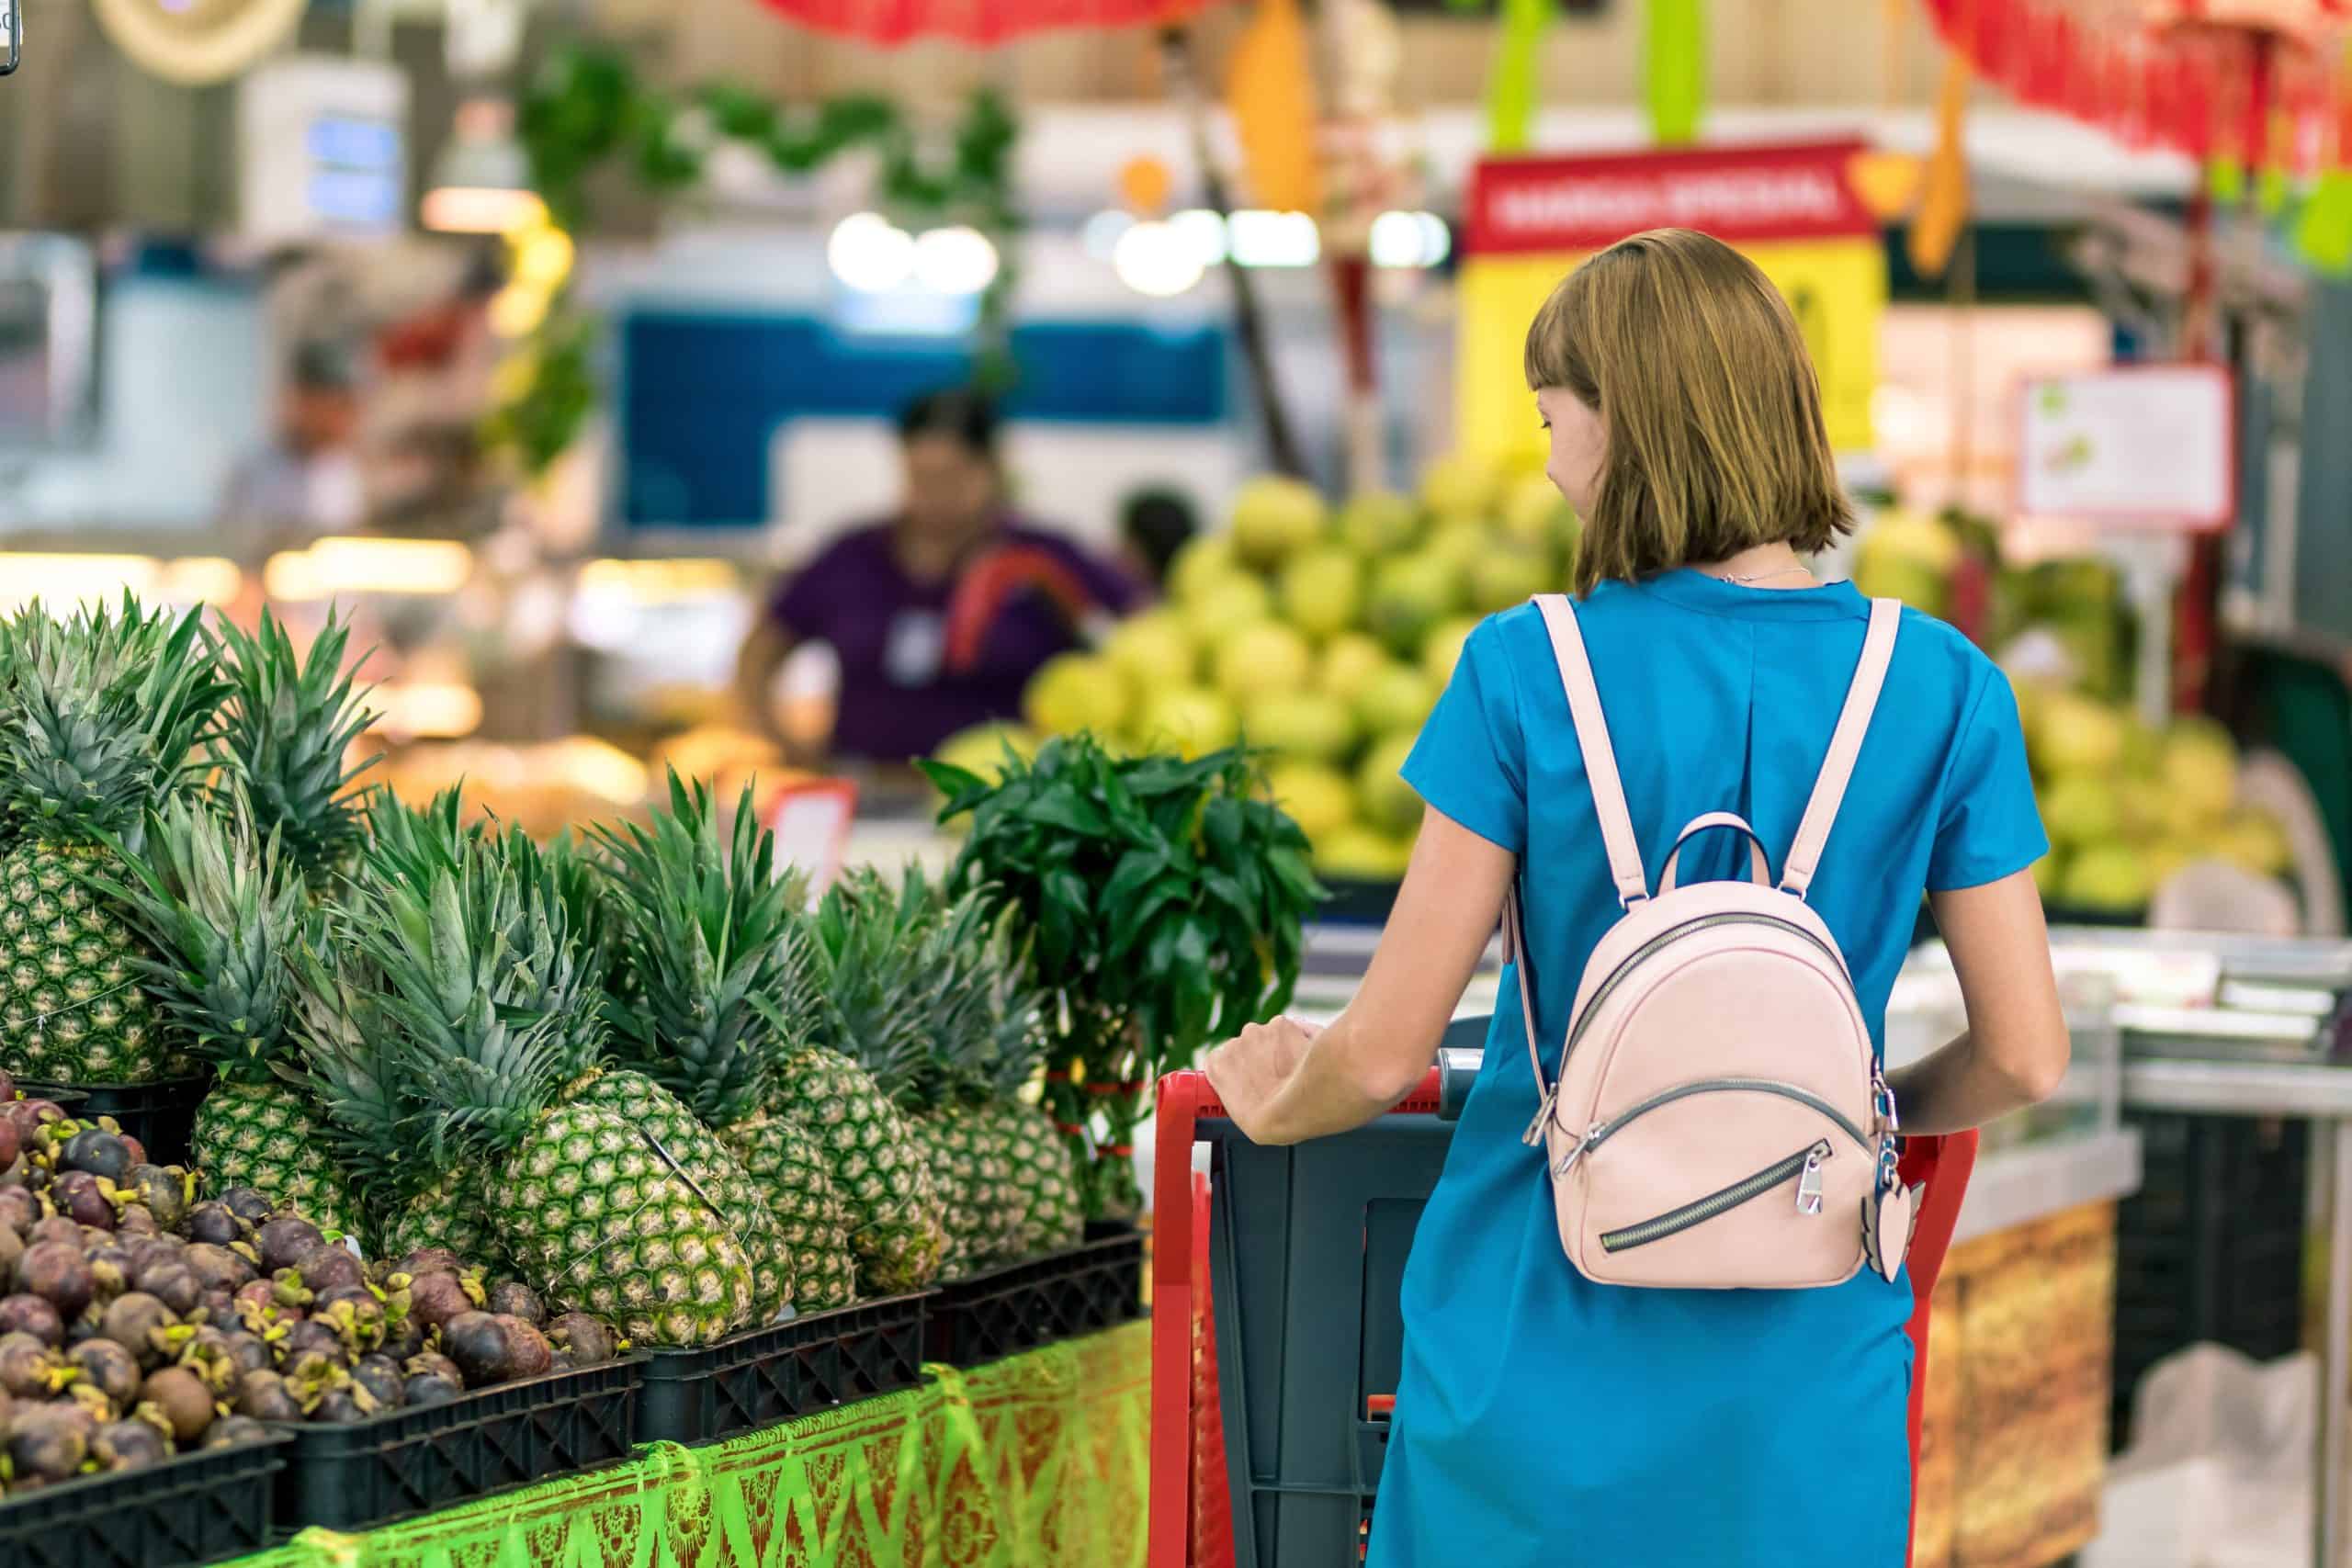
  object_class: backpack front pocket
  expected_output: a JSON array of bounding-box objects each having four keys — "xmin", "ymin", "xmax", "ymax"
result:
[{"xmin": 1599, "ymin": 1139, "xmax": 1832, "ymax": 1252}]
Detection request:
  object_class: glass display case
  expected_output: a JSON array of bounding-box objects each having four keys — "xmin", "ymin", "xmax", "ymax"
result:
[{"xmin": 1888, "ymin": 943, "xmax": 2126, "ymax": 1155}]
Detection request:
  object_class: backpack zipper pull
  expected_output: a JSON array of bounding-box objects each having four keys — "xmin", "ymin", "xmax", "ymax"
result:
[
  {"xmin": 1795, "ymin": 1141, "xmax": 1831, "ymax": 1215},
  {"xmin": 1521, "ymin": 1084, "xmax": 1562, "ymax": 1147}
]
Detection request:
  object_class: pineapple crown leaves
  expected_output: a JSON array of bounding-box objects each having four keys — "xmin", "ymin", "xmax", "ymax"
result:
[
  {"xmin": 591, "ymin": 772, "xmax": 807, "ymax": 1130},
  {"xmin": 804, "ymin": 864, "xmax": 970, "ymax": 1105},
  {"xmin": 923, "ymin": 732, "xmax": 1322, "ymax": 1069},
  {"xmin": 361, "ymin": 786, "xmax": 476, "ymax": 889},
  {"xmin": 345, "ymin": 862, "xmax": 579, "ymax": 1166},
  {"xmin": 283, "ymin": 924, "xmax": 419, "ymax": 1211},
  {"xmin": 0, "ymin": 595, "xmax": 232, "ymax": 851},
  {"xmin": 81, "ymin": 793, "xmax": 305, "ymax": 1085},
  {"xmin": 209, "ymin": 606, "xmax": 379, "ymax": 888}
]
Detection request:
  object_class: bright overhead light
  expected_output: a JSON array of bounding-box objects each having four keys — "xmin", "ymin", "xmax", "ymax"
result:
[
  {"xmin": 423, "ymin": 97, "xmax": 538, "ymax": 235},
  {"xmin": 1112, "ymin": 220, "xmax": 1204, "ymax": 298},
  {"xmin": 828, "ymin": 212, "xmax": 916, "ymax": 293},
  {"xmin": 1369, "ymin": 209, "xmax": 1426, "ymax": 268},
  {"xmin": 266, "ymin": 537, "xmax": 474, "ymax": 601},
  {"xmin": 1227, "ymin": 209, "xmax": 1318, "ymax": 268},
  {"xmin": 914, "ymin": 226, "xmax": 1000, "ymax": 296},
  {"xmin": 422, "ymin": 186, "xmax": 545, "ymax": 235},
  {"xmin": 1416, "ymin": 211, "xmax": 1452, "ymax": 266},
  {"xmin": 1168, "ymin": 209, "xmax": 1228, "ymax": 267}
]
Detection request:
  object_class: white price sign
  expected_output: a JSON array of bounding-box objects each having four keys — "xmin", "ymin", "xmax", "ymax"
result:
[{"xmin": 2017, "ymin": 365, "xmax": 2233, "ymax": 531}]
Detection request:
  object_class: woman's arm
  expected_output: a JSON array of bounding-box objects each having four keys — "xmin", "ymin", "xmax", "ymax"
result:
[
  {"xmin": 1204, "ymin": 806, "xmax": 1514, "ymax": 1145},
  {"xmin": 734, "ymin": 617, "xmax": 797, "ymax": 744},
  {"xmin": 1884, "ymin": 871, "xmax": 2070, "ymax": 1134}
]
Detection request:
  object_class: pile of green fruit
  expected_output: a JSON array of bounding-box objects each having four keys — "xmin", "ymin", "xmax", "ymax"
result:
[
  {"xmin": 0, "ymin": 594, "xmax": 1094, "ymax": 1364},
  {"xmin": 0, "ymin": 1061, "xmax": 620, "ymax": 1498},
  {"xmin": 2019, "ymin": 692, "xmax": 2290, "ymax": 913},
  {"xmin": 948, "ymin": 451, "xmax": 1578, "ymax": 882}
]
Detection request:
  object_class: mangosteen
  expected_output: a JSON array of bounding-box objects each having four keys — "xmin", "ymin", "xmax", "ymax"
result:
[
  {"xmin": 119, "ymin": 1166, "xmax": 188, "ymax": 1232},
  {"xmin": 546, "ymin": 1313, "xmax": 616, "ymax": 1369},
  {"xmin": 25, "ymin": 1217, "xmax": 80, "ymax": 1250},
  {"xmin": 66, "ymin": 1338, "xmax": 141, "ymax": 1409},
  {"xmin": 485, "ymin": 1280, "xmax": 544, "ymax": 1325},
  {"xmin": 232, "ymin": 1280, "xmax": 280, "ymax": 1316},
  {"xmin": 17, "ymin": 1240, "xmax": 93, "ymax": 1319},
  {"xmin": 117, "ymin": 1135, "xmax": 146, "ymax": 1168},
  {"xmin": 351, "ymin": 1354, "xmax": 405, "ymax": 1411},
  {"xmin": 403, "ymin": 1367, "xmax": 464, "ymax": 1407},
  {"xmin": 254, "ymin": 1216, "xmax": 323, "ymax": 1273},
  {"xmin": 379, "ymin": 1311, "xmax": 424, "ymax": 1363},
  {"xmin": 0, "ymin": 1189, "xmax": 36, "ymax": 1236},
  {"xmin": 116, "ymin": 1206, "xmax": 160, "ymax": 1237},
  {"xmin": 0, "ymin": 1230, "xmax": 20, "ymax": 1290},
  {"xmin": 312, "ymin": 1383, "xmax": 379, "ymax": 1424},
  {"xmin": 438, "ymin": 1310, "xmax": 502, "ymax": 1385},
  {"xmin": 218, "ymin": 1188, "xmax": 273, "ymax": 1226},
  {"xmin": 206, "ymin": 1414, "xmax": 266, "ymax": 1448},
  {"xmin": 184, "ymin": 1243, "xmax": 252, "ymax": 1296},
  {"xmin": 286, "ymin": 1317, "xmax": 349, "ymax": 1359},
  {"xmin": 297, "ymin": 1244, "xmax": 363, "ymax": 1295},
  {"xmin": 395, "ymin": 1247, "xmax": 463, "ymax": 1279},
  {"xmin": 281, "ymin": 1348, "xmax": 345, "ymax": 1400},
  {"xmin": 141, "ymin": 1366, "xmax": 215, "ymax": 1444},
  {"xmin": 139, "ymin": 1259, "xmax": 201, "ymax": 1317},
  {"xmin": 317, "ymin": 1296, "xmax": 388, "ymax": 1354},
  {"xmin": 0, "ymin": 1336, "xmax": 62, "ymax": 1398},
  {"xmin": 0, "ymin": 1069, "xmax": 13, "ymax": 1101},
  {"xmin": 6, "ymin": 1406, "xmax": 86, "ymax": 1482},
  {"xmin": 405, "ymin": 1270, "xmax": 480, "ymax": 1332},
  {"xmin": 92, "ymin": 1417, "xmax": 168, "ymax": 1471},
  {"xmin": 234, "ymin": 1369, "xmax": 302, "ymax": 1422},
  {"xmin": 49, "ymin": 1171, "xmax": 114, "ymax": 1232},
  {"xmin": 220, "ymin": 1330, "xmax": 272, "ymax": 1378},
  {"xmin": 0, "ymin": 1118, "xmax": 17, "ymax": 1175},
  {"xmin": 0, "ymin": 1294, "xmax": 62, "ymax": 1347},
  {"xmin": 185, "ymin": 1202, "xmax": 246, "ymax": 1247},
  {"xmin": 60, "ymin": 1129, "xmax": 130, "ymax": 1183},
  {"xmin": 496, "ymin": 1315, "xmax": 553, "ymax": 1380},
  {"xmin": 97, "ymin": 1293, "xmax": 175, "ymax": 1369}
]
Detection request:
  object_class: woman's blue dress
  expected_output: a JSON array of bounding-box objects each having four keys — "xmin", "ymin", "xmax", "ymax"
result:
[{"xmin": 1368, "ymin": 570, "xmax": 2046, "ymax": 1568}]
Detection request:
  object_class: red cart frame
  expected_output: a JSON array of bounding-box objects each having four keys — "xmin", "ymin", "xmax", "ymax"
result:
[{"xmin": 1148, "ymin": 1066, "xmax": 1978, "ymax": 1568}]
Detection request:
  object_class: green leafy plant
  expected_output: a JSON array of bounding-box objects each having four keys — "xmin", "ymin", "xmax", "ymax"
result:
[{"xmin": 922, "ymin": 735, "xmax": 1323, "ymax": 1215}]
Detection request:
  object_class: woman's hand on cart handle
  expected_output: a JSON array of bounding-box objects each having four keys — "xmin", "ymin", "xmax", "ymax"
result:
[{"xmin": 1204, "ymin": 805, "xmax": 1510, "ymax": 1145}]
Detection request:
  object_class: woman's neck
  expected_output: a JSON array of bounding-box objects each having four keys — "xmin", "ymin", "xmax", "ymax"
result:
[
  {"xmin": 896, "ymin": 515, "xmax": 997, "ymax": 582},
  {"xmin": 1692, "ymin": 542, "xmax": 1815, "ymax": 589}
]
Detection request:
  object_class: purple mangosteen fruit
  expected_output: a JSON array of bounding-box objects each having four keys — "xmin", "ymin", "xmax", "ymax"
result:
[
  {"xmin": 184, "ymin": 1243, "xmax": 253, "ymax": 1295},
  {"xmin": 254, "ymin": 1216, "xmax": 323, "ymax": 1273},
  {"xmin": 351, "ymin": 1353, "xmax": 405, "ymax": 1410},
  {"xmin": 184, "ymin": 1202, "xmax": 246, "ymax": 1247},
  {"xmin": 205, "ymin": 1414, "xmax": 265, "ymax": 1448},
  {"xmin": 60, "ymin": 1129, "xmax": 130, "ymax": 1183},
  {"xmin": 92, "ymin": 1417, "xmax": 168, "ymax": 1471},
  {"xmin": 68, "ymin": 1337, "xmax": 144, "ymax": 1409},
  {"xmin": 17, "ymin": 1240, "xmax": 94, "ymax": 1319},
  {"xmin": 25, "ymin": 1216, "xmax": 80, "ymax": 1250},
  {"xmin": 546, "ymin": 1313, "xmax": 616, "ymax": 1368},
  {"xmin": 296, "ymin": 1244, "xmax": 363, "ymax": 1294},
  {"xmin": 217, "ymin": 1188, "xmax": 274, "ymax": 1226},
  {"xmin": 235, "ymin": 1368, "xmax": 302, "ymax": 1421},
  {"xmin": 484, "ymin": 1280, "xmax": 544, "ymax": 1325},
  {"xmin": 0, "ymin": 1294, "xmax": 62, "ymax": 1348},
  {"xmin": 141, "ymin": 1366, "xmax": 215, "ymax": 1444},
  {"xmin": 0, "ymin": 1335, "xmax": 63, "ymax": 1399},
  {"xmin": 138, "ymin": 1259, "xmax": 201, "ymax": 1318},
  {"xmin": 6, "ymin": 1406, "xmax": 87, "ymax": 1482},
  {"xmin": 96, "ymin": 1292, "xmax": 175, "ymax": 1368}
]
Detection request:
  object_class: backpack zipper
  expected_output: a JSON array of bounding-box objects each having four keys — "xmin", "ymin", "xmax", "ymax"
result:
[
  {"xmin": 1525, "ymin": 910, "xmax": 1857, "ymax": 1146},
  {"xmin": 1581, "ymin": 1077, "xmax": 1870, "ymax": 1156},
  {"xmin": 1599, "ymin": 1140, "xmax": 1834, "ymax": 1253}
]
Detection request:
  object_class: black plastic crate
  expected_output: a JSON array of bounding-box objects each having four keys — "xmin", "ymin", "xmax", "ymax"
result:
[
  {"xmin": 638, "ymin": 1293, "xmax": 930, "ymax": 1445},
  {"xmin": 18, "ymin": 1077, "xmax": 207, "ymax": 1168},
  {"xmin": 273, "ymin": 1353, "xmax": 643, "ymax": 1533},
  {"xmin": 926, "ymin": 1222, "xmax": 1146, "ymax": 1370},
  {"xmin": 0, "ymin": 1432, "xmax": 289, "ymax": 1568}
]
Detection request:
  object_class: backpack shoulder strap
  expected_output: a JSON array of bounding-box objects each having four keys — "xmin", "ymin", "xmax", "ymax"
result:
[
  {"xmin": 1532, "ymin": 594, "xmax": 1650, "ymax": 910},
  {"xmin": 1779, "ymin": 596, "xmax": 1902, "ymax": 898}
]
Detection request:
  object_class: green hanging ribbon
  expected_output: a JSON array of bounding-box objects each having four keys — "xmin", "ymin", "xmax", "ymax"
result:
[
  {"xmin": 1645, "ymin": 0, "xmax": 1706, "ymax": 145},
  {"xmin": 1484, "ymin": 0, "xmax": 1553, "ymax": 153},
  {"xmin": 2295, "ymin": 169, "xmax": 2352, "ymax": 276}
]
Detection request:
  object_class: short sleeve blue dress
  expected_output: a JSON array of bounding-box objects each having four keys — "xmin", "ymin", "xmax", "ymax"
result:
[{"xmin": 1367, "ymin": 570, "xmax": 2047, "ymax": 1568}]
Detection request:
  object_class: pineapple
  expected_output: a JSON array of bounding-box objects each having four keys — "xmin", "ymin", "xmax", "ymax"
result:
[
  {"xmin": 95, "ymin": 795, "xmax": 361, "ymax": 1235},
  {"xmin": 0, "ymin": 597, "xmax": 229, "ymax": 1084},
  {"xmin": 777, "ymin": 870, "xmax": 950, "ymax": 1297},
  {"xmin": 593, "ymin": 775, "xmax": 827, "ymax": 1322},
  {"xmin": 981, "ymin": 1099, "xmax": 1084, "ymax": 1256},
  {"xmin": 721, "ymin": 1110, "xmax": 857, "ymax": 1311}
]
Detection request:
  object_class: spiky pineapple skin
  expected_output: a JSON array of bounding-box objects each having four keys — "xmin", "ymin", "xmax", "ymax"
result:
[
  {"xmin": 721, "ymin": 1111, "xmax": 858, "ymax": 1312},
  {"xmin": 0, "ymin": 843, "xmax": 187, "ymax": 1085},
  {"xmin": 910, "ymin": 1106, "xmax": 1019, "ymax": 1278},
  {"xmin": 983, "ymin": 1102, "xmax": 1084, "ymax": 1257},
  {"xmin": 386, "ymin": 1163, "xmax": 514, "ymax": 1274},
  {"xmin": 499, "ymin": 1097, "xmax": 755, "ymax": 1347},
  {"xmin": 192, "ymin": 1079, "xmax": 361, "ymax": 1237},
  {"xmin": 765, "ymin": 1045, "xmax": 945, "ymax": 1297},
  {"xmin": 573, "ymin": 1070, "xmax": 789, "ymax": 1324}
]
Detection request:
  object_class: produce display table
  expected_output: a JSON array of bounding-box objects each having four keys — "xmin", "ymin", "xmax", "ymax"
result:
[{"xmin": 215, "ymin": 1322, "xmax": 1149, "ymax": 1568}]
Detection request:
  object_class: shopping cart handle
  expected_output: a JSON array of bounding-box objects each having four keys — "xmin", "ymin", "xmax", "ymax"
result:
[{"xmin": 1437, "ymin": 1047, "xmax": 1482, "ymax": 1122}]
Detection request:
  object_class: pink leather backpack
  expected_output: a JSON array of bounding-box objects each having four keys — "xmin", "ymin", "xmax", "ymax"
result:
[{"xmin": 1507, "ymin": 592, "xmax": 1918, "ymax": 1290}]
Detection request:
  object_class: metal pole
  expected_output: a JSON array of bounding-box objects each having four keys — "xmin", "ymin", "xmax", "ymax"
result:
[{"xmin": 2323, "ymin": 1115, "xmax": 2352, "ymax": 1568}]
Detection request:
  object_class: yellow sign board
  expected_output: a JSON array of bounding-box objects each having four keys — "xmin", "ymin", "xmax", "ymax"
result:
[{"xmin": 1453, "ymin": 142, "xmax": 1888, "ymax": 465}]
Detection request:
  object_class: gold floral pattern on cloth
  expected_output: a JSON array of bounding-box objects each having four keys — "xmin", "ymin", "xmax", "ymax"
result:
[{"xmin": 212, "ymin": 1323, "xmax": 1150, "ymax": 1568}]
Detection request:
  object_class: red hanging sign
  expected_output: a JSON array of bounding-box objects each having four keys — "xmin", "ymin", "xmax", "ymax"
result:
[{"xmin": 1460, "ymin": 139, "xmax": 1875, "ymax": 256}]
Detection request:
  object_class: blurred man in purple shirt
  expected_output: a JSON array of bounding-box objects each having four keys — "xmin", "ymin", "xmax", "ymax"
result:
[{"xmin": 735, "ymin": 389, "xmax": 1140, "ymax": 765}]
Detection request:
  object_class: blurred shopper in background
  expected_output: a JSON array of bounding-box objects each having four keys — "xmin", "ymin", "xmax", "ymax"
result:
[
  {"xmin": 736, "ymin": 388, "xmax": 1139, "ymax": 765},
  {"xmin": 1116, "ymin": 485, "xmax": 1199, "ymax": 592},
  {"xmin": 216, "ymin": 338, "xmax": 367, "ymax": 554}
]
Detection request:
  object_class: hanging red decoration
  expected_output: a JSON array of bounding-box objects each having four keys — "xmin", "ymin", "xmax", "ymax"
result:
[{"xmin": 757, "ymin": 0, "xmax": 1221, "ymax": 49}]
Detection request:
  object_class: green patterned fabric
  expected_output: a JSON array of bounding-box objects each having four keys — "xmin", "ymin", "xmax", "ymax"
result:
[{"xmin": 217, "ymin": 1322, "xmax": 1149, "ymax": 1568}]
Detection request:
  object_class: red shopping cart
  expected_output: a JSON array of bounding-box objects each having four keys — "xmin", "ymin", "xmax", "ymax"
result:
[{"xmin": 1148, "ymin": 1041, "xmax": 1978, "ymax": 1568}]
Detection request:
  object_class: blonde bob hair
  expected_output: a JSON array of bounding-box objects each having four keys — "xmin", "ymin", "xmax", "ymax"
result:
[{"xmin": 1524, "ymin": 227, "xmax": 1853, "ymax": 593}]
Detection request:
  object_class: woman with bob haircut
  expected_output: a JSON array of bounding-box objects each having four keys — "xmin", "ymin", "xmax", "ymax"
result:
[{"xmin": 1204, "ymin": 228, "xmax": 2069, "ymax": 1564}]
